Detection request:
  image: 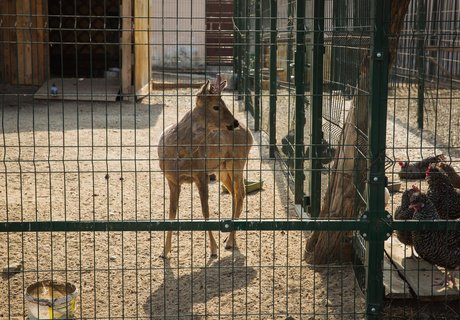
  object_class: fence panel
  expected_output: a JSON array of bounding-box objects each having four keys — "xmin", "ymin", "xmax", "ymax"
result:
[{"xmin": 1, "ymin": 1, "xmax": 460, "ymax": 319}]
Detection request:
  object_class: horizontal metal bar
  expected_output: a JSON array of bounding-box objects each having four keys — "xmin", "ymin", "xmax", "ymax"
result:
[
  {"xmin": 1, "ymin": 219, "xmax": 459, "ymax": 233},
  {"xmin": 392, "ymin": 220, "xmax": 460, "ymax": 231},
  {"xmin": 231, "ymin": 220, "xmax": 366, "ymax": 231},
  {"xmin": 1, "ymin": 219, "xmax": 367, "ymax": 233}
]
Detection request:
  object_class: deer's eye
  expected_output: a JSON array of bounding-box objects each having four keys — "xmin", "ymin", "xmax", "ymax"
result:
[{"xmin": 213, "ymin": 105, "xmax": 220, "ymax": 111}]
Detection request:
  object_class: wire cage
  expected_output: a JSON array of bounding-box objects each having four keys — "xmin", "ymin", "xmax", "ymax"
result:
[{"xmin": 1, "ymin": 0, "xmax": 460, "ymax": 319}]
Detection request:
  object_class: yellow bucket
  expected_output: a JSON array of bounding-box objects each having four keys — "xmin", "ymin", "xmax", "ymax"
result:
[{"xmin": 25, "ymin": 280, "xmax": 77, "ymax": 319}]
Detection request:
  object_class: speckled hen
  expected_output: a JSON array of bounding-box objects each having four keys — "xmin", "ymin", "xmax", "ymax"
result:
[
  {"xmin": 426, "ymin": 165, "xmax": 460, "ymax": 219},
  {"xmin": 393, "ymin": 185, "xmax": 420, "ymax": 259},
  {"xmin": 438, "ymin": 162, "xmax": 460, "ymax": 188},
  {"xmin": 409, "ymin": 192, "xmax": 460, "ymax": 288},
  {"xmin": 398, "ymin": 154, "xmax": 445, "ymax": 180}
]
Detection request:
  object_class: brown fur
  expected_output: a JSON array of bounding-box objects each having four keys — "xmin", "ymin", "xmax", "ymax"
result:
[{"xmin": 158, "ymin": 79, "xmax": 253, "ymax": 257}]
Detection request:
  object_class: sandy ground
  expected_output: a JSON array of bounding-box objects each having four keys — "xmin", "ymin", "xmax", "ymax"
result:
[
  {"xmin": 1, "ymin": 84, "xmax": 459, "ymax": 319},
  {"xmin": 0, "ymin": 89, "xmax": 364, "ymax": 319},
  {"xmin": 385, "ymin": 86, "xmax": 460, "ymax": 212},
  {"xmin": 383, "ymin": 87, "xmax": 460, "ymax": 318}
]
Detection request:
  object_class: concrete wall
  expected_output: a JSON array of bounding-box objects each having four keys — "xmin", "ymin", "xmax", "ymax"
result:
[{"xmin": 151, "ymin": 0, "xmax": 206, "ymax": 70}]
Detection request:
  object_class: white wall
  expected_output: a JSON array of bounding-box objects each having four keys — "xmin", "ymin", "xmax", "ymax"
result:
[{"xmin": 151, "ymin": 0, "xmax": 206, "ymax": 70}]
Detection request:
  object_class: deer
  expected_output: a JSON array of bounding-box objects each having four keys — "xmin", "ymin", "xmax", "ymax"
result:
[{"xmin": 158, "ymin": 76, "xmax": 253, "ymax": 258}]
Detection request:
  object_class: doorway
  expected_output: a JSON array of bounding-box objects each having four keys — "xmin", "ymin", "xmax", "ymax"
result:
[{"xmin": 48, "ymin": 0, "xmax": 120, "ymax": 78}]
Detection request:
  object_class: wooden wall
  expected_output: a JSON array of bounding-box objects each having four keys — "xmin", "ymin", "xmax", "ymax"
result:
[
  {"xmin": 134, "ymin": 1, "xmax": 153, "ymax": 97},
  {"xmin": 0, "ymin": 0, "xmax": 47, "ymax": 85}
]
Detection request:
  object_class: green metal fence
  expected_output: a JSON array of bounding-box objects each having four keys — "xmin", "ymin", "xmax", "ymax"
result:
[{"xmin": 1, "ymin": 0, "xmax": 460, "ymax": 319}]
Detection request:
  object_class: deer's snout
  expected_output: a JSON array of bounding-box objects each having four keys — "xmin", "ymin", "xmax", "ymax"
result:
[{"xmin": 226, "ymin": 119, "xmax": 239, "ymax": 131}]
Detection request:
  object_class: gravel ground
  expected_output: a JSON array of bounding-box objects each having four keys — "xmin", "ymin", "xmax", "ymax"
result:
[
  {"xmin": 386, "ymin": 86, "xmax": 460, "ymax": 208},
  {"xmin": 0, "ymin": 89, "xmax": 364, "ymax": 319},
  {"xmin": 2, "ymin": 84, "xmax": 458, "ymax": 319}
]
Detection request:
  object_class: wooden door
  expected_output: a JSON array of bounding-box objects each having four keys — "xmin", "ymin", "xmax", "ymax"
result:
[{"xmin": 0, "ymin": 0, "xmax": 46, "ymax": 85}]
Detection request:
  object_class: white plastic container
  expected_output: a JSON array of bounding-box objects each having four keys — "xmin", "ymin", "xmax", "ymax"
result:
[
  {"xmin": 105, "ymin": 67, "xmax": 120, "ymax": 79},
  {"xmin": 25, "ymin": 280, "xmax": 77, "ymax": 319}
]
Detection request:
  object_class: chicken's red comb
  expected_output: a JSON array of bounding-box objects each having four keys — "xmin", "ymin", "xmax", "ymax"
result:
[
  {"xmin": 425, "ymin": 167, "xmax": 431, "ymax": 178},
  {"xmin": 398, "ymin": 161, "xmax": 404, "ymax": 167},
  {"xmin": 411, "ymin": 185, "xmax": 420, "ymax": 192}
]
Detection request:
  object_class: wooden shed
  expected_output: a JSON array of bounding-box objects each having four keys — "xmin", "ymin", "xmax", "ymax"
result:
[{"xmin": 0, "ymin": 0, "xmax": 152, "ymax": 99}]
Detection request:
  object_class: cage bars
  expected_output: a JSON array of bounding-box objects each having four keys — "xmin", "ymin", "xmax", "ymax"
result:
[{"xmin": 2, "ymin": 1, "xmax": 460, "ymax": 318}]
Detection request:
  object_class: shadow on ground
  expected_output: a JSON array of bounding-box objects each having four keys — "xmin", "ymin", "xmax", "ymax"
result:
[{"xmin": 144, "ymin": 249, "xmax": 257, "ymax": 319}]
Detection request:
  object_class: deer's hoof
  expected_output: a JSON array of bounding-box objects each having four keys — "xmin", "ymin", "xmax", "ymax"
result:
[
  {"xmin": 160, "ymin": 252, "xmax": 170, "ymax": 259},
  {"xmin": 224, "ymin": 236, "xmax": 235, "ymax": 250}
]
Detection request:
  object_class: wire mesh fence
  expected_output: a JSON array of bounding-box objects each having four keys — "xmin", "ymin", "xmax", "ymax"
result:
[{"xmin": 1, "ymin": 0, "xmax": 460, "ymax": 319}]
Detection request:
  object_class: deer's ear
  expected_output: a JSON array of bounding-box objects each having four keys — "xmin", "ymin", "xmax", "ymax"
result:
[
  {"xmin": 197, "ymin": 80, "xmax": 210, "ymax": 95},
  {"xmin": 219, "ymin": 80, "xmax": 227, "ymax": 93}
]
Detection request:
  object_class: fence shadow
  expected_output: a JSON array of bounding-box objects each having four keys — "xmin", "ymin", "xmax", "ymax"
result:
[{"xmin": 144, "ymin": 249, "xmax": 257, "ymax": 319}]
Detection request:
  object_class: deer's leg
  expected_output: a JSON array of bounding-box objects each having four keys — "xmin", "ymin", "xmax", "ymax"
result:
[
  {"xmin": 195, "ymin": 174, "xmax": 218, "ymax": 257},
  {"xmin": 222, "ymin": 170, "xmax": 245, "ymax": 249},
  {"xmin": 162, "ymin": 179, "xmax": 181, "ymax": 258},
  {"xmin": 232, "ymin": 172, "xmax": 245, "ymax": 220}
]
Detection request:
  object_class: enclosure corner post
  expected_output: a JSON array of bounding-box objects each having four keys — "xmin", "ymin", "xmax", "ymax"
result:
[
  {"xmin": 309, "ymin": 0, "xmax": 325, "ymax": 216},
  {"xmin": 269, "ymin": 0, "xmax": 278, "ymax": 158},
  {"xmin": 365, "ymin": 0, "xmax": 391, "ymax": 318},
  {"xmin": 294, "ymin": 0, "xmax": 307, "ymax": 205},
  {"xmin": 254, "ymin": 0, "xmax": 261, "ymax": 131}
]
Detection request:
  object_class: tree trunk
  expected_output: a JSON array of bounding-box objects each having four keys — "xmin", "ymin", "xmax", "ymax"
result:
[{"xmin": 305, "ymin": 0, "xmax": 411, "ymax": 264}]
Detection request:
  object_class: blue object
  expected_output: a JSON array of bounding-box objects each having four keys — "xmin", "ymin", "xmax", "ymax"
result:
[{"xmin": 50, "ymin": 83, "xmax": 58, "ymax": 96}]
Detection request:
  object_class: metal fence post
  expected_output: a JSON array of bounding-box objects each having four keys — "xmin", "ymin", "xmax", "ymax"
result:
[
  {"xmin": 331, "ymin": 0, "xmax": 347, "ymax": 92},
  {"xmin": 309, "ymin": 0, "xmax": 325, "ymax": 216},
  {"xmin": 416, "ymin": 0, "xmax": 427, "ymax": 129},
  {"xmin": 294, "ymin": 0, "xmax": 306, "ymax": 206},
  {"xmin": 234, "ymin": 0, "xmax": 238, "ymax": 87},
  {"xmin": 365, "ymin": 0, "xmax": 391, "ymax": 318},
  {"xmin": 243, "ymin": 0, "xmax": 251, "ymax": 112},
  {"xmin": 269, "ymin": 0, "xmax": 277, "ymax": 158},
  {"xmin": 234, "ymin": 0, "xmax": 243, "ymax": 100},
  {"xmin": 286, "ymin": 0, "xmax": 295, "ymax": 83},
  {"xmin": 254, "ymin": 0, "xmax": 261, "ymax": 131}
]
